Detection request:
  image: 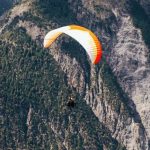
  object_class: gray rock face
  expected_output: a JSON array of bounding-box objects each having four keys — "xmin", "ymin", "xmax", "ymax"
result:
[
  {"xmin": 0, "ymin": 0, "xmax": 150, "ymax": 149},
  {"xmin": 110, "ymin": 9, "xmax": 150, "ymax": 139}
]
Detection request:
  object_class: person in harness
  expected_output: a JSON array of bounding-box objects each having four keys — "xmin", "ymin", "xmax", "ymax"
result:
[{"xmin": 67, "ymin": 95, "xmax": 75, "ymax": 108}]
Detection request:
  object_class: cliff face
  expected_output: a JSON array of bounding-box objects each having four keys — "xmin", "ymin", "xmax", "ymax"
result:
[{"xmin": 0, "ymin": 0, "xmax": 150, "ymax": 149}]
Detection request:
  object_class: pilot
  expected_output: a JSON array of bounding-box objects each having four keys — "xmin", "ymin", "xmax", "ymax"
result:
[{"xmin": 67, "ymin": 95, "xmax": 75, "ymax": 108}]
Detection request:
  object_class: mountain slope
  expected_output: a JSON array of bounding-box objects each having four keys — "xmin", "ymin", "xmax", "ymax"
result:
[
  {"xmin": 0, "ymin": 0, "xmax": 150, "ymax": 149},
  {"xmin": 0, "ymin": 9, "xmax": 125, "ymax": 150}
]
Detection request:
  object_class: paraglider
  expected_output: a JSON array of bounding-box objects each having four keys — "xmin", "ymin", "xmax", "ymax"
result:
[{"xmin": 43, "ymin": 25, "xmax": 102, "ymax": 64}]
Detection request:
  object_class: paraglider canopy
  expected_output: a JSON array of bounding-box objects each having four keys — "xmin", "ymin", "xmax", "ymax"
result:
[{"xmin": 44, "ymin": 25, "xmax": 102, "ymax": 64}]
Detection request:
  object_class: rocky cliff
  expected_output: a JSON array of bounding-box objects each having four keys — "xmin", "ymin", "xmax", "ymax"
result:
[{"xmin": 0, "ymin": 0, "xmax": 150, "ymax": 149}]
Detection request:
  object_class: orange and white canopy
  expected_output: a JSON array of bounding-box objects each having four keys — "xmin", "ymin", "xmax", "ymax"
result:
[{"xmin": 44, "ymin": 25, "xmax": 102, "ymax": 64}]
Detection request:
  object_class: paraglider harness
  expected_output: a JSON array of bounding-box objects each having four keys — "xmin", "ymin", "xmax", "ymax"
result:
[{"xmin": 67, "ymin": 95, "xmax": 75, "ymax": 108}]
